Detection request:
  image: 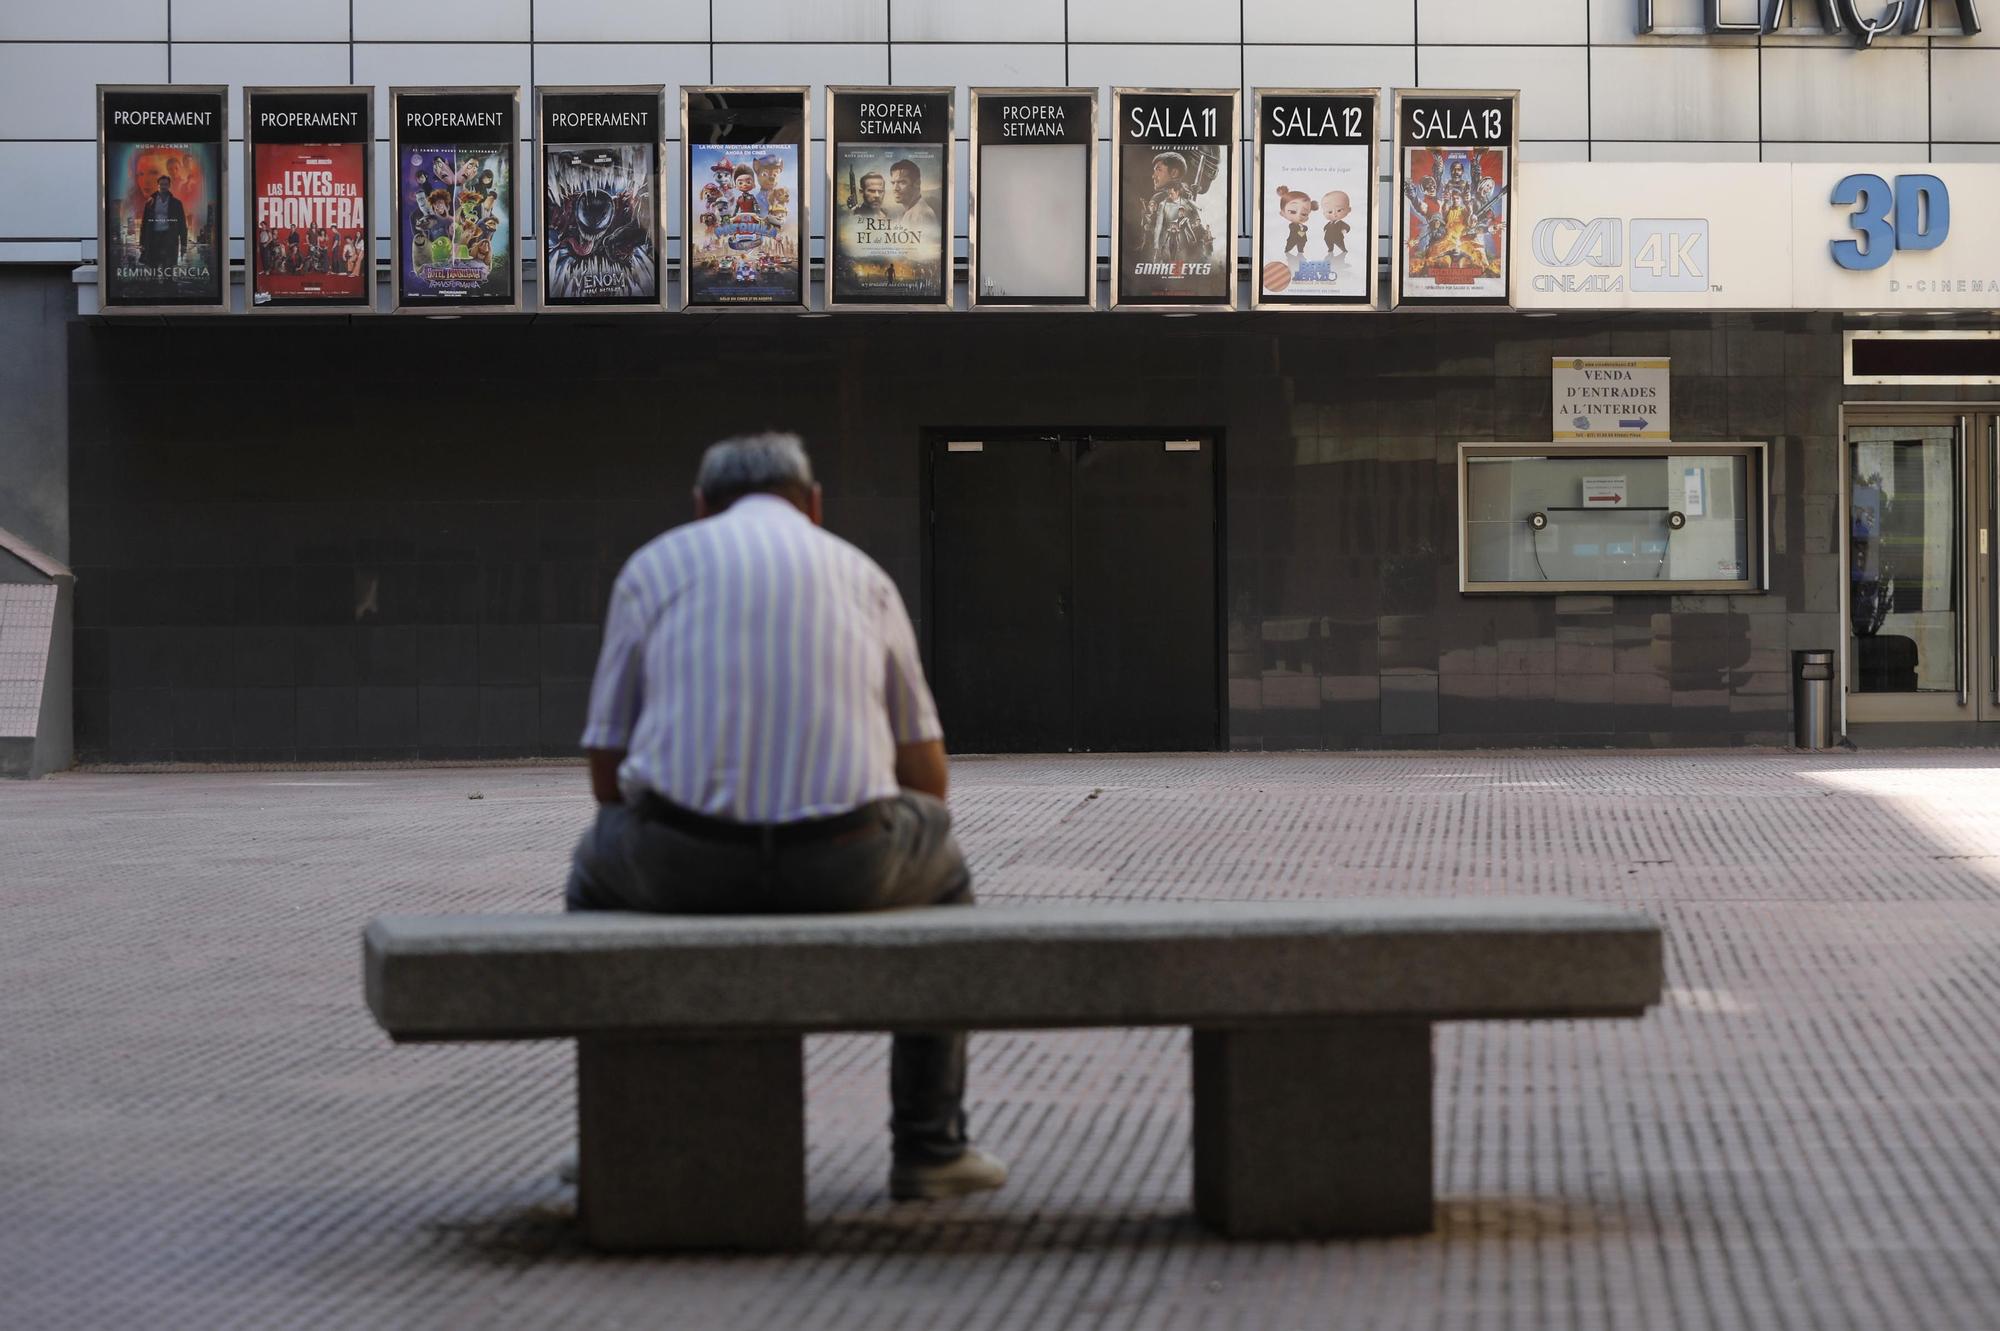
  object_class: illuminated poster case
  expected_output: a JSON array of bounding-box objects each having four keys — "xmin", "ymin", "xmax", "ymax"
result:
[
  {"xmin": 98, "ymin": 85, "xmax": 229, "ymax": 314},
  {"xmin": 968, "ymin": 88, "xmax": 1097, "ymax": 310},
  {"xmin": 827, "ymin": 87, "xmax": 954, "ymax": 311},
  {"xmin": 1391, "ymin": 89, "xmax": 1518, "ymax": 310},
  {"xmin": 1250, "ymin": 89, "xmax": 1377, "ymax": 311},
  {"xmin": 244, "ymin": 86, "xmax": 373, "ymax": 313},
  {"xmin": 536, "ymin": 86, "xmax": 667, "ymax": 312},
  {"xmin": 390, "ymin": 87, "xmax": 522, "ymax": 314},
  {"xmin": 681, "ymin": 87, "xmax": 809, "ymax": 311},
  {"xmin": 1110, "ymin": 89, "xmax": 1239, "ymax": 311}
]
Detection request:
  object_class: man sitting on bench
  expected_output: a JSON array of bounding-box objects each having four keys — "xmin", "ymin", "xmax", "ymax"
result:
[{"xmin": 567, "ymin": 431, "xmax": 1008, "ymax": 1203}]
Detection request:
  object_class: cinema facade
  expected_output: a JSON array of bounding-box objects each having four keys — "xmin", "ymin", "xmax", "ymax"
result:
[{"xmin": 6, "ymin": 0, "xmax": 2000, "ymax": 767}]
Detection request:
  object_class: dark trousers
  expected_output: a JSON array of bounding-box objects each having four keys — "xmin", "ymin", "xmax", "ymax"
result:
[{"xmin": 566, "ymin": 790, "xmax": 975, "ymax": 1164}]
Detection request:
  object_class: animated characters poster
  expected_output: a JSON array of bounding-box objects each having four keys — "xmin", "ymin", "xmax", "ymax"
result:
[
  {"xmin": 686, "ymin": 142, "xmax": 798, "ymax": 304},
  {"xmin": 1259, "ymin": 144, "xmax": 1369, "ymax": 303},
  {"xmin": 401, "ymin": 145, "xmax": 512, "ymax": 301}
]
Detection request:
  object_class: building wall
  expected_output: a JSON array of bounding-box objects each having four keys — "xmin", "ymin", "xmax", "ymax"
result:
[
  {"xmin": 4, "ymin": 1, "xmax": 1998, "ymax": 263},
  {"xmin": 68, "ymin": 311, "xmax": 1851, "ymax": 761}
]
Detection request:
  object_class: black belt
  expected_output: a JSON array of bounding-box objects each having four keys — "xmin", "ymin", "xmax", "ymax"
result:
[{"xmin": 633, "ymin": 793, "xmax": 883, "ymax": 846}]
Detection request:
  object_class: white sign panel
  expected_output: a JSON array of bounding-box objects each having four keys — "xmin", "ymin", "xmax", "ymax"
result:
[
  {"xmin": 1514, "ymin": 163, "xmax": 1791, "ymax": 310},
  {"xmin": 1582, "ymin": 476, "xmax": 1629, "ymax": 509},
  {"xmin": 1553, "ymin": 357, "xmax": 1670, "ymax": 441},
  {"xmin": 1791, "ymin": 163, "xmax": 2000, "ymax": 310}
]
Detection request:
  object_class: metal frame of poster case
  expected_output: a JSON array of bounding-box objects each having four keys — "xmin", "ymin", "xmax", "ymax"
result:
[
  {"xmin": 1248, "ymin": 88, "xmax": 1379, "ymax": 314},
  {"xmin": 1389, "ymin": 88, "xmax": 1519, "ymax": 312},
  {"xmin": 534, "ymin": 84, "xmax": 668, "ymax": 315},
  {"xmin": 825, "ymin": 85, "xmax": 956, "ymax": 313},
  {"xmin": 388, "ymin": 86, "xmax": 524, "ymax": 315},
  {"xmin": 678, "ymin": 86, "xmax": 811, "ymax": 313},
  {"xmin": 242, "ymin": 86, "xmax": 374, "ymax": 315},
  {"xmin": 1109, "ymin": 87, "xmax": 1241, "ymax": 313},
  {"xmin": 97, "ymin": 84, "xmax": 230, "ymax": 315},
  {"xmin": 1456, "ymin": 442, "xmax": 1771, "ymax": 595},
  {"xmin": 967, "ymin": 87, "xmax": 1098, "ymax": 311}
]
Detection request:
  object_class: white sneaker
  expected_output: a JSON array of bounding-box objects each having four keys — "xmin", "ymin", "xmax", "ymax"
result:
[{"xmin": 889, "ymin": 1147, "xmax": 1009, "ymax": 1201}]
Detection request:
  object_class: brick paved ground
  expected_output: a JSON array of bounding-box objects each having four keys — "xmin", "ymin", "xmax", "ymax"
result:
[{"xmin": 5, "ymin": 751, "xmax": 2000, "ymax": 1330}]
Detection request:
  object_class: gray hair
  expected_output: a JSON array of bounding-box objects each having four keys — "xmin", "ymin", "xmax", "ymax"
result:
[{"xmin": 695, "ymin": 432, "xmax": 815, "ymax": 507}]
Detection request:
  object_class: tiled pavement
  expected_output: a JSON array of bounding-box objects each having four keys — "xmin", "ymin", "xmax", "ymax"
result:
[{"xmin": 5, "ymin": 751, "xmax": 2000, "ymax": 1329}]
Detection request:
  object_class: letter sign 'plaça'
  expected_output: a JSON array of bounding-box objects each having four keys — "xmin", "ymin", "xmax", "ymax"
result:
[{"xmin": 1831, "ymin": 173, "xmax": 1949, "ymax": 270}]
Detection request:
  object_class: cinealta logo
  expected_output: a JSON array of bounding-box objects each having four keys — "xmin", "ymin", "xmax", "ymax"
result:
[{"xmin": 1531, "ymin": 217, "xmax": 1709, "ymax": 294}]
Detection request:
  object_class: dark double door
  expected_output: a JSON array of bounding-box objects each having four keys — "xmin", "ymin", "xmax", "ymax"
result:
[{"xmin": 929, "ymin": 433, "xmax": 1218, "ymax": 753}]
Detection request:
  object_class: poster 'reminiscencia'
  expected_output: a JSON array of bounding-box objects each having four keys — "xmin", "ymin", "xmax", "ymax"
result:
[{"xmin": 100, "ymin": 87, "xmax": 228, "ymax": 310}]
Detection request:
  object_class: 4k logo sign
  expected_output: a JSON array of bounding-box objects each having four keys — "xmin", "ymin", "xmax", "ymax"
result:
[{"xmin": 1531, "ymin": 217, "xmax": 1709, "ymax": 293}]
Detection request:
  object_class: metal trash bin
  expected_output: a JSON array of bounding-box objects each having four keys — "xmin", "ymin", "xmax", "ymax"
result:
[{"xmin": 1793, "ymin": 649, "xmax": 1835, "ymax": 750}]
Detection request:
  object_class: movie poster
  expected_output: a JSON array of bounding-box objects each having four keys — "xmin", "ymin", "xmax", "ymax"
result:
[
  {"xmin": 1254, "ymin": 91, "xmax": 1375, "ymax": 309},
  {"xmin": 1393, "ymin": 90, "xmax": 1516, "ymax": 307},
  {"xmin": 687, "ymin": 143, "xmax": 799, "ymax": 303},
  {"xmin": 246, "ymin": 88, "xmax": 371, "ymax": 308},
  {"xmin": 683, "ymin": 87, "xmax": 807, "ymax": 309},
  {"xmin": 829, "ymin": 88, "xmax": 952, "ymax": 307},
  {"xmin": 970, "ymin": 89, "xmax": 1095, "ymax": 308},
  {"xmin": 392, "ymin": 89, "xmax": 519, "ymax": 310},
  {"xmin": 539, "ymin": 88, "xmax": 662, "ymax": 309},
  {"xmin": 1113, "ymin": 90, "xmax": 1237, "ymax": 308},
  {"xmin": 100, "ymin": 87, "xmax": 227, "ymax": 309}
]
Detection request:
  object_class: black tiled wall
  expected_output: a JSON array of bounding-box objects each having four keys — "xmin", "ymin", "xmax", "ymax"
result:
[{"xmin": 68, "ymin": 312, "xmax": 1852, "ymax": 762}]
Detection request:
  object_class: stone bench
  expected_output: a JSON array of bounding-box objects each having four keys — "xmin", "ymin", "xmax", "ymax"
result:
[{"xmin": 364, "ymin": 899, "xmax": 1662, "ymax": 1251}]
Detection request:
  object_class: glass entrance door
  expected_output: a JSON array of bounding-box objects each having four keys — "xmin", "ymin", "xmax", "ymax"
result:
[{"xmin": 1845, "ymin": 416, "xmax": 1972, "ymax": 722}]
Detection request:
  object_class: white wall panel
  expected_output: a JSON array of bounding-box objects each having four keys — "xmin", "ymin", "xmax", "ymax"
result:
[
  {"xmin": 170, "ymin": 0, "xmax": 346, "ymax": 43},
  {"xmin": 0, "ymin": 1, "xmax": 165, "ymax": 41},
  {"xmin": 1592, "ymin": 139, "xmax": 1760, "ymax": 161},
  {"xmin": 0, "ymin": 142, "xmax": 97, "ymax": 238},
  {"xmin": 354, "ymin": 44, "xmax": 534, "ymax": 137},
  {"xmin": 531, "ymin": 43, "xmax": 710, "ymax": 93},
  {"xmin": 1069, "ymin": 0, "xmax": 1239, "ymax": 44},
  {"xmin": 889, "ymin": 0, "xmax": 1065, "ymax": 42},
  {"xmin": 352, "ymin": 0, "xmax": 530, "ymax": 43},
  {"xmin": 1931, "ymin": 48, "xmax": 2000, "ymax": 141},
  {"xmin": 1761, "ymin": 141, "xmax": 1929, "ymax": 161},
  {"xmin": 1244, "ymin": 0, "xmax": 1411, "ymax": 43},
  {"xmin": 534, "ymin": 0, "xmax": 709, "ymax": 42},
  {"xmin": 890, "ymin": 44, "xmax": 1068, "ymax": 128},
  {"xmin": 715, "ymin": 0, "xmax": 886, "ymax": 43},
  {"xmin": 1589, "ymin": 46, "xmax": 1759, "ymax": 140},
  {"xmin": 1419, "ymin": 0, "xmax": 1587, "ymax": 45},
  {"xmin": 170, "ymin": 43, "xmax": 351, "ymax": 115},
  {"xmin": 711, "ymin": 43, "xmax": 889, "ymax": 112},
  {"xmin": 1586, "ymin": 0, "xmax": 1730, "ymax": 43},
  {"xmin": 1242, "ymin": 44, "xmax": 1415, "ymax": 99},
  {"xmin": 1521, "ymin": 140, "xmax": 1591, "ymax": 161},
  {"xmin": 1067, "ymin": 44, "xmax": 1243, "ymax": 117},
  {"xmin": 0, "ymin": 43, "xmax": 167, "ymax": 139},
  {"xmin": 1418, "ymin": 46, "xmax": 1589, "ymax": 141},
  {"xmin": 1760, "ymin": 47, "xmax": 1927, "ymax": 143}
]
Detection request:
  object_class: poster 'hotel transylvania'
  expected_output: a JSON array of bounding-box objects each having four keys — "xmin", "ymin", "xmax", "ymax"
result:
[{"xmin": 392, "ymin": 87, "xmax": 520, "ymax": 312}]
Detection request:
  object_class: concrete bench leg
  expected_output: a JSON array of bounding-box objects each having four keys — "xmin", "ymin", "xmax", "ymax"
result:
[
  {"xmin": 1191, "ymin": 1020, "xmax": 1433, "ymax": 1239},
  {"xmin": 576, "ymin": 1035, "xmax": 805, "ymax": 1252}
]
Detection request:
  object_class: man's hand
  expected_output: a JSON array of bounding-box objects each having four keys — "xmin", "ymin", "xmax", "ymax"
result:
[
  {"xmin": 586, "ymin": 747, "xmax": 626, "ymax": 805},
  {"xmin": 894, "ymin": 738, "xmax": 949, "ymax": 801}
]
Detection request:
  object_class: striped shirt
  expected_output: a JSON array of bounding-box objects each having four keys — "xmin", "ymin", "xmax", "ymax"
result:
[{"xmin": 581, "ymin": 494, "xmax": 942, "ymax": 822}]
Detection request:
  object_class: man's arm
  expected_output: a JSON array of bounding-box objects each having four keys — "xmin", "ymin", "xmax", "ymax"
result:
[
  {"xmin": 587, "ymin": 747, "xmax": 626, "ymax": 805},
  {"xmin": 894, "ymin": 738, "xmax": 948, "ymax": 801}
]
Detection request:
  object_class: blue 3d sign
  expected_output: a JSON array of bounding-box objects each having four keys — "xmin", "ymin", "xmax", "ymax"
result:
[{"xmin": 1831, "ymin": 173, "xmax": 1948, "ymax": 270}]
